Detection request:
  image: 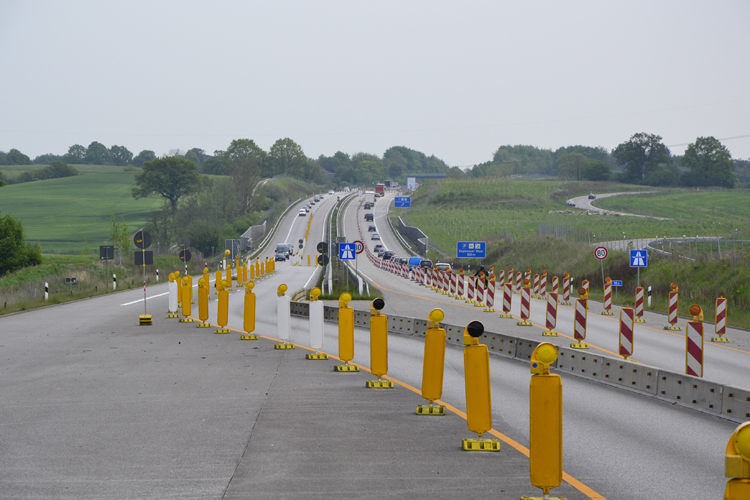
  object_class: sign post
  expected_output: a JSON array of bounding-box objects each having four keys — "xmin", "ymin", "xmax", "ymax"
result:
[
  {"xmin": 134, "ymin": 230, "xmax": 153, "ymax": 325},
  {"xmin": 339, "ymin": 242, "xmax": 356, "ymax": 292},
  {"xmin": 594, "ymin": 246, "xmax": 608, "ymax": 290},
  {"xmin": 629, "ymin": 249, "xmax": 648, "ymax": 288}
]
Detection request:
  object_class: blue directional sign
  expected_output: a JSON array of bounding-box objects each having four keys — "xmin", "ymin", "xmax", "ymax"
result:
[
  {"xmin": 630, "ymin": 250, "xmax": 648, "ymax": 268},
  {"xmin": 339, "ymin": 242, "xmax": 356, "ymax": 260},
  {"xmin": 611, "ymin": 280, "xmax": 623, "ymax": 287},
  {"xmin": 394, "ymin": 196, "xmax": 411, "ymax": 208},
  {"xmin": 457, "ymin": 241, "xmax": 486, "ymax": 259}
]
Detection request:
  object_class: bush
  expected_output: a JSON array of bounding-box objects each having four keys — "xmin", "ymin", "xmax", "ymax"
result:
[{"xmin": 0, "ymin": 212, "xmax": 43, "ymax": 276}]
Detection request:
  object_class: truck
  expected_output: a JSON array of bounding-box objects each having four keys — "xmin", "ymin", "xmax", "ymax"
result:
[
  {"xmin": 364, "ymin": 191, "xmax": 375, "ymax": 204},
  {"xmin": 375, "ymin": 184, "xmax": 385, "ymax": 196}
]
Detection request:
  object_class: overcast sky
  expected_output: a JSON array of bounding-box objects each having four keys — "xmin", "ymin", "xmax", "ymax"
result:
[{"xmin": 1, "ymin": 1, "xmax": 749, "ymax": 166}]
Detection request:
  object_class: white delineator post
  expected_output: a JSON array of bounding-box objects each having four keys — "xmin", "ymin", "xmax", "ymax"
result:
[
  {"xmin": 277, "ymin": 293, "xmax": 291, "ymax": 342},
  {"xmin": 310, "ymin": 299, "xmax": 324, "ymax": 352},
  {"xmin": 113, "ymin": 273, "xmax": 117, "ymax": 290},
  {"xmin": 44, "ymin": 282, "xmax": 49, "ymax": 301},
  {"xmin": 168, "ymin": 279, "xmax": 178, "ymax": 313}
]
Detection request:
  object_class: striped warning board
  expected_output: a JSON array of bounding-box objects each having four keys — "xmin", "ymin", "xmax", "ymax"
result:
[
  {"xmin": 533, "ymin": 274, "xmax": 540, "ymax": 298},
  {"xmin": 552, "ymin": 275, "xmax": 559, "ymax": 295},
  {"xmin": 540, "ymin": 273, "xmax": 547, "ymax": 299},
  {"xmin": 574, "ymin": 299, "xmax": 587, "ymax": 341},
  {"xmin": 715, "ymin": 297, "xmax": 727, "ymax": 336},
  {"xmin": 545, "ymin": 292, "xmax": 558, "ymax": 335},
  {"xmin": 619, "ymin": 307, "xmax": 635, "ymax": 359},
  {"xmin": 497, "ymin": 269, "xmax": 505, "ymax": 286},
  {"xmin": 515, "ymin": 272, "xmax": 522, "ymax": 293},
  {"xmin": 634, "ymin": 286, "xmax": 645, "ymax": 322},
  {"xmin": 686, "ymin": 321, "xmax": 704, "ymax": 377},
  {"xmin": 562, "ymin": 275, "xmax": 571, "ymax": 304},
  {"xmin": 466, "ymin": 275, "xmax": 475, "ymax": 303},
  {"xmin": 457, "ymin": 273, "xmax": 465, "ymax": 298},
  {"xmin": 518, "ymin": 286, "xmax": 532, "ymax": 325},
  {"xmin": 666, "ymin": 291, "xmax": 681, "ymax": 330},
  {"xmin": 484, "ymin": 276, "xmax": 495, "ymax": 312},
  {"xmin": 501, "ymin": 282, "xmax": 513, "ymax": 317},
  {"xmin": 602, "ymin": 281, "xmax": 613, "ymax": 315}
]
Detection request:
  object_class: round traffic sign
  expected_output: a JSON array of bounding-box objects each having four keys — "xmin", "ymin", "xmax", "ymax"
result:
[
  {"xmin": 594, "ymin": 246, "xmax": 608, "ymax": 261},
  {"xmin": 354, "ymin": 240, "xmax": 364, "ymax": 254},
  {"xmin": 134, "ymin": 230, "xmax": 152, "ymax": 249},
  {"xmin": 317, "ymin": 254, "xmax": 329, "ymax": 266},
  {"xmin": 179, "ymin": 249, "xmax": 192, "ymax": 262},
  {"xmin": 317, "ymin": 241, "xmax": 328, "ymax": 254}
]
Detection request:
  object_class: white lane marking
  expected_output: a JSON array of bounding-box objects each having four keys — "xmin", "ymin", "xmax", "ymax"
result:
[
  {"xmin": 304, "ymin": 266, "xmax": 321, "ymax": 288},
  {"xmin": 120, "ymin": 291, "xmax": 169, "ymax": 306},
  {"xmin": 283, "ymin": 208, "xmax": 301, "ymax": 243}
]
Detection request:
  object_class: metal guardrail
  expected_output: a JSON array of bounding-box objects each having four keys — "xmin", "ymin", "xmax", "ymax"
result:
[{"xmin": 287, "ymin": 303, "xmax": 750, "ymax": 424}]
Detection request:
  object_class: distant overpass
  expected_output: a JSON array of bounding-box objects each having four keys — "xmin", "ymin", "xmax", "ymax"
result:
[{"xmin": 403, "ymin": 173, "xmax": 446, "ymax": 179}]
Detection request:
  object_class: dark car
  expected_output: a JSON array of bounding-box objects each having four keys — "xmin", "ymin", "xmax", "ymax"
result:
[
  {"xmin": 364, "ymin": 213, "xmax": 374, "ymax": 221},
  {"xmin": 368, "ymin": 225, "xmax": 376, "ymax": 232},
  {"xmin": 383, "ymin": 251, "xmax": 395, "ymax": 260},
  {"xmin": 588, "ymin": 194, "xmax": 596, "ymax": 200},
  {"xmin": 419, "ymin": 259, "xmax": 433, "ymax": 269},
  {"xmin": 398, "ymin": 257, "xmax": 408, "ymax": 265},
  {"xmin": 374, "ymin": 244, "xmax": 384, "ymax": 252},
  {"xmin": 275, "ymin": 252, "xmax": 286, "ymax": 262},
  {"xmin": 364, "ymin": 202, "xmax": 372, "ymax": 209}
]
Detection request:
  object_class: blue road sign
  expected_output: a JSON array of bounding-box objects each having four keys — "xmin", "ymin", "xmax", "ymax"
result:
[
  {"xmin": 394, "ymin": 196, "xmax": 411, "ymax": 208},
  {"xmin": 339, "ymin": 242, "xmax": 356, "ymax": 260},
  {"xmin": 457, "ymin": 241, "xmax": 486, "ymax": 259},
  {"xmin": 611, "ymin": 280, "xmax": 623, "ymax": 287},
  {"xmin": 630, "ymin": 250, "xmax": 648, "ymax": 268}
]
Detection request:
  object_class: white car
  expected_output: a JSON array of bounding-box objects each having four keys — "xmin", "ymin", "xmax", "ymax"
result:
[
  {"xmin": 328, "ymin": 190, "xmax": 334, "ymax": 195},
  {"xmin": 299, "ymin": 209, "xmax": 306, "ymax": 216},
  {"xmin": 371, "ymin": 233, "xmax": 380, "ymax": 240}
]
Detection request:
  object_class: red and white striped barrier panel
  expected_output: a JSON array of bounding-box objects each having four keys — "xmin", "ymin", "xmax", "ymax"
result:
[
  {"xmin": 475, "ymin": 276, "xmax": 485, "ymax": 307},
  {"xmin": 450, "ymin": 273, "xmax": 457, "ymax": 296},
  {"xmin": 572, "ymin": 298, "xmax": 588, "ymax": 348},
  {"xmin": 582, "ymin": 279, "xmax": 589, "ymax": 293},
  {"xmin": 515, "ymin": 272, "xmax": 522, "ymax": 293},
  {"xmin": 540, "ymin": 273, "xmax": 547, "ymax": 299},
  {"xmin": 501, "ymin": 283, "xmax": 513, "ymax": 317},
  {"xmin": 484, "ymin": 277, "xmax": 495, "ymax": 311},
  {"xmin": 552, "ymin": 275, "xmax": 559, "ymax": 295},
  {"xmin": 602, "ymin": 281, "xmax": 613, "ymax": 315},
  {"xmin": 544, "ymin": 292, "xmax": 558, "ymax": 335},
  {"xmin": 497, "ymin": 269, "xmax": 505, "ymax": 286},
  {"xmin": 467, "ymin": 276, "xmax": 475, "ymax": 303},
  {"xmin": 457, "ymin": 273, "xmax": 465, "ymax": 298},
  {"xmin": 533, "ymin": 274, "xmax": 540, "ymax": 297},
  {"xmin": 518, "ymin": 286, "xmax": 532, "ymax": 325},
  {"xmin": 619, "ymin": 307, "xmax": 634, "ymax": 359},
  {"xmin": 686, "ymin": 320, "xmax": 704, "ymax": 377},
  {"xmin": 562, "ymin": 275, "xmax": 571, "ymax": 304},
  {"xmin": 714, "ymin": 297, "xmax": 727, "ymax": 341},
  {"xmin": 439, "ymin": 271, "xmax": 446, "ymax": 294},
  {"xmin": 666, "ymin": 291, "xmax": 680, "ymax": 330},
  {"xmin": 635, "ymin": 287, "xmax": 645, "ymax": 322}
]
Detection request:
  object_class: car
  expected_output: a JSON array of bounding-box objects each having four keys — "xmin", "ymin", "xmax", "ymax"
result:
[
  {"xmin": 329, "ymin": 190, "xmax": 334, "ymax": 195},
  {"xmin": 298, "ymin": 209, "xmax": 306, "ymax": 216},
  {"xmin": 275, "ymin": 252, "xmax": 286, "ymax": 261},
  {"xmin": 314, "ymin": 195, "xmax": 320, "ymax": 202},
  {"xmin": 377, "ymin": 249, "xmax": 386, "ymax": 258},
  {"xmin": 419, "ymin": 259, "xmax": 433, "ymax": 269},
  {"xmin": 566, "ymin": 200, "xmax": 576, "ymax": 207},
  {"xmin": 364, "ymin": 202, "xmax": 372, "ymax": 209},
  {"xmin": 368, "ymin": 225, "xmax": 376, "ymax": 232},
  {"xmin": 371, "ymin": 233, "xmax": 380, "ymax": 240},
  {"xmin": 588, "ymin": 194, "xmax": 596, "ymax": 200},
  {"xmin": 435, "ymin": 263, "xmax": 452, "ymax": 273},
  {"xmin": 364, "ymin": 213, "xmax": 374, "ymax": 221},
  {"xmin": 383, "ymin": 251, "xmax": 395, "ymax": 260},
  {"xmin": 374, "ymin": 244, "xmax": 384, "ymax": 252},
  {"xmin": 398, "ymin": 257, "xmax": 408, "ymax": 265}
]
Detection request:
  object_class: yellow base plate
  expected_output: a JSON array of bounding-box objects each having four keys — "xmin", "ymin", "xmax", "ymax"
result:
[
  {"xmin": 520, "ymin": 496, "xmax": 568, "ymax": 500},
  {"xmin": 711, "ymin": 337, "xmax": 729, "ymax": 342},
  {"xmin": 196, "ymin": 322, "xmax": 212, "ymax": 328},
  {"xmin": 601, "ymin": 311, "xmax": 614, "ymax": 315},
  {"xmin": 167, "ymin": 313, "xmax": 179, "ymax": 318},
  {"xmin": 241, "ymin": 334, "xmax": 258, "ymax": 340},
  {"xmin": 499, "ymin": 313, "xmax": 513, "ymax": 318},
  {"xmin": 517, "ymin": 321, "xmax": 533, "ymax": 326},
  {"xmin": 416, "ymin": 405, "xmax": 446, "ymax": 416},
  {"xmin": 334, "ymin": 364, "xmax": 360, "ymax": 372},
  {"xmin": 483, "ymin": 308, "xmax": 495, "ymax": 312},
  {"xmin": 306, "ymin": 353, "xmax": 329, "ymax": 360},
  {"xmin": 543, "ymin": 331, "xmax": 559, "ymax": 337},
  {"xmin": 214, "ymin": 328, "xmax": 230, "ymax": 334},
  {"xmin": 570, "ymin": 343, "xmax": 589, "ymax": 349},
  {"xmin": 366, "ymin": 380, "xmax": 394, "ymax": 389},
  {"xmin": 274, "ymin": 343, "xmax": 294, "ymax": 349},
  {"xmin": 462, "ymin": 438, "xmax": 500, "ymax": 452},
  {"xmin": 664, "ymin": 325, "xmax": 682, "ymax": 331},
  {"xmin": 560, "ymin": 301, "xmax": 571, "ymax": 305},
  {"xmin": 178, "ymin": 318, "xmax": 195, "ymax": 323},
  {"xmin": 634, "ymin": 318, "xmax": 646, "ymax": 323},
  {"xmin": 139, "ymin": 315, "xmax": 152, "ymax": 326},
  {"xmin": 191, "ymin": 300, "xmax": 195, "ymax": 304}
]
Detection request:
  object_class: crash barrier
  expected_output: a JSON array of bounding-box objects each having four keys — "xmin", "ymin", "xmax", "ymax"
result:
[
  {"xmin": 287, "ymin": 303, "xmax": 750, "ymax": 424},
  {"xmin": 398, "ymin": 216, "xmax": 429, "ymax": 255}
]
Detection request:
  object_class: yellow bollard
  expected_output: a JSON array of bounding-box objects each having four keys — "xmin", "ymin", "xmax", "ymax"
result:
[
  {"xmin": 334, "ymin": 293, "xmax": 359, "ymax": 372},
  {"xmin": 528, "ymin": 342, "xmax": 563, "ymax": 498},
  {"xmin": 255, "ymin": 259, "xmax": 260, "ymax": 277},
  {"xmin": 215, "ymin": 270, "xmax": 222, "ymax": 294},
  {"xmin": 179, "ymin": 277, "xmax": 194, "ymax": 322},
  {"xmin": 235, "ymin": 257, "xmax": 241, "ymax": 285},
  {"xmin": 188, "ymin": 274, "xmax": 194, "ymax": 304},
  {"xmin": 242, "ymin": 262, "xmax": 247, "ymax": 283},
  {"xmin": 261, "ymin": 261, "xmax": 265, "ymax": 276},
  {"xmin": 308, "ymin": 254, "xmax": 311, "ymax": 266},
  {"xmin": 249, "ymin": 261, "xmax": 255, "ymax": 280},
  {"xmin": 241, "ymin": 282, "xmax": 257, "ymax": 340},
  {"xmin": 215, "ymin": 280, "xmax": 230, "ymax": 333},
  {"xmin": 366, "ymin": 298, "xmax": 393, "ymax": 388},
  {"xmin": 724, "ymin": 422, "xmax": 750, "ymax": 499},
  {"xmin": 417, "ymin": 308, "xmax": 446, "ymax": 415},
  {"xmin": 226, "ymin": 265, "xmax": 233, "ymax": 290},
  {"xmin": 176, "ymin": 272, "xmax": 183, "ymax": 305},
  {"xmin": 196, "ymin": 278, "xmax": 211, "ymax": 327},
  {"xmin": 462, "ymin": 320, "xmax": 499, "ymax": 451}
]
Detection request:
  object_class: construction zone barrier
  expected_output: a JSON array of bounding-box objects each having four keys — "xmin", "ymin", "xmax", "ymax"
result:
[
  {"xmin": 666, "ymin": 284, "xmax": 681, "ymax": 330},
  {"xmin": 686, "ymin": 304, "xmax": 704, "ymax": 378},
  {"xmin": 635, "ymin": 286, "xmax": 646, "ymax": 322},
  {"xmin": 602, "ymin": 278, "xmax": 614, "ymax": 315},
  {"xmin": 367, "ymin": 298, "xmax": 392, "ymax": 388},
  {"xmin": 544, "ymin": 292, "xmax": 558, "ymax": 337},
  {"xmin": 561, "ymin": 273, "xmax": 571, "ymax": 305},
  {"xmin": 714, "ymin": 297, "xmax": 728, "ymax": 342},
  {"xmin": 619, "ymin": 307, "xmax": 634, "ymax": 359},
  {"xmin": 417, "ymin": 309, "xmax": 447, "ymax": 416},
  {"xmin": 462, "ymin": 320, "xmax": 499, "ymax": 452},
  {"xmin": 484, "ymin": 275, "xmax": 495, "ymax": 312},
  {"xmin": 500, "ymin": 282, "xmax": 513, "ymax": 318},
  {"xmin": 518, "ymin": 281, "xmax": 532, "ymax": 326}
]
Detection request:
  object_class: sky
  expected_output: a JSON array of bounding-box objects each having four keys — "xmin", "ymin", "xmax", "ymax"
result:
[{"xmin": 1, "ymin": 0, "xmax": 749, "ymax": 166}]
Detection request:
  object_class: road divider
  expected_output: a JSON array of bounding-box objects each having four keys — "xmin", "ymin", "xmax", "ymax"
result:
[{"xmin": 417, "ymin": 308, "xmax": 447, "ymax": 416}]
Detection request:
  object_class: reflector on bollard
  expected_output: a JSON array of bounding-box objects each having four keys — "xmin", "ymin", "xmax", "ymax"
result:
[{"xmin": 417, "ymin": 309, "xmax": 446, "ymax": 416}]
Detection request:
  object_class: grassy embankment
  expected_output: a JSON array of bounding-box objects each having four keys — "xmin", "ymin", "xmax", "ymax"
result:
[{"xmin": 390, "ymin": 178, "xmax": 750, "ymax": 328}]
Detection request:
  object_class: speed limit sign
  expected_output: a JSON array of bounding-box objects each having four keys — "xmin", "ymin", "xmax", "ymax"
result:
[
  {"xmin": 354, "ymin": 240, "xmax": 364, "ymax": 254},
  {"xmin": 594, "ymin": 246, "xmax": 608, "ymax": 261}
]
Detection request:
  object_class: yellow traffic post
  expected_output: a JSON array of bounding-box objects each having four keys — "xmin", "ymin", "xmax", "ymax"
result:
[
  {"xmin": 249, "ymin": 261, "xmax": 255, "ymax": 280},
  {"xmin": 526, "ymin": 342, "xmax": 563, "ymax": 499},
  {"xmin": 462, "ymin": 320, "xmax": 499, "ymax": 451},
  {"xmin": 274, "ymin": 284, "xmax": 294, "ymax": 349},
  {"xmin": 235, "ymin": 256, "xmax": 241, "ymax": 285},
  {"xmin": 214, "ymin": 270, "xmax": 222, "ymax": 295},
  {"xmin": 225, "ymin": 252, "xmax": 233, "ymax": 290},
  {"xmin": 268, "ymin": 257, "xmax": 274, "ymax": 273},
  {"xmin": 196, "ymin": 278, "xmax": 211, "ymax": 328},
  {"xmin": 255, "ymin": 259, "xmax": 260, "ymax": 278},
  {"xmin": 215, "ymin": 280, "xmax": 230, "ymax": 333},
  {"xmin": 306, "ymin": 288, "xmax": 328, "ymax": 359},
  {"xmin": 188, "ymin": 274, "xmax": 194, "ymax": 304},
  {"xmin": 261, "ymin": 260, "xmax": 265, "ymax": 276},
  {"xmin": 308, "ymin": 254, "xmax": 311, "ymax": 266},
  {"xmin": 366, "ymin": 298, "xmax": 393, "ymax": 388},
  {"xmin": 202, "ymin": 267, "xmax": 210, "ymax": 300},
  {"xmin": 334, "ymin": 293, "xmax": 359, "ymax": 372},
  {"xmin": 724, "ymin": 422, "xmax": 750, "ymax": 499},
  {"xmin": 242, "ymin": 261, "xmax": 247, "ymax": 283},
  {"xmin": 179, "ymin": 277, "xmax": 194, "ymax": 323},
  {"xmin": 417, "ymin": 308, "xmax": 446, "ymax": 416},
  {"xmin": 176, "ymin": 272, "xmax": 183, "ymax": 306},
  {"xmin": 241, "ymin": 282, "xmax": 257, "ymax": 340}
]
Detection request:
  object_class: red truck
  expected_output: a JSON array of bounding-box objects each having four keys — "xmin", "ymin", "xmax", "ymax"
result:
[{"xmin": 375, "ymin": 183, "xmax": 385, "ymax": 196}]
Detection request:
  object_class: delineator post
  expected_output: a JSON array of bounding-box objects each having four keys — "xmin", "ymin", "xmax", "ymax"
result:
[
  {"xmin": 240, "ymin": 281, "xmax": 257, "ymax": 339},
  {"xmin": 366, "ymin": 298, "xmax": 392, "ymax": 388},
  {"xmin": 417, "ymin": 309, "xmax": 447, "ymax": 416},
  {"xmin": 462, "ymin": 321, "xmax": 499, "ymax": 451}
]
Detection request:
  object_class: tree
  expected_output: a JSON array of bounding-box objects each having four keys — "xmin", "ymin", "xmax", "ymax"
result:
[
  {"xmin": 681, "ymin": 136, "xmax": 736, "ymax": 188},
  {"xmin": 39, "ymin": 161, "xmax": 78, "ymax": 179},
  {"xmin": 7, "ymin": 149, "xmax": 32, "ymax": 165},
  {"xmin": 132, "ymin": 150, "xmax": 156, "ymax": 168},
  {"xmin": 612, "ymin": 133, "xmax": 672, "ymax": 184},
  {"xmin": 187, "ymin": 148, "xmax": 209, "ymax": 164},
  {"xmin": 33, "ymin": 153, "xmax": 63, "ymax": 164},
  {"xmin": 0, "ymin": 212, "xmax": 42, "ymax": 276},
  {"xmin": 132, "ymin": 157, "xmax": 201, "ymax": 213},
  {"xmin": 85, "ymin": 141, "xmax": 111, "ymax": 165},
  {"xmin": 226, "ymin": 139, "xmax": 266, "ymax": 214},
  {"xmin": 64, "ymin": 144, "xmax": 87, "ymax": 163},
  {"xmin": 184, "ymin": 150, "xmax": 201, "ymax": 166},
  {"xmin": 582, "ymin": 160, "xmax": 612, "ymax": 181},
  {"xmin": 201, "ymin": 155, "xmax": 230, "ymax": 175},
  {"xmin": 269, "ymin": 138, "xmax": 306, "ymax": 178},
  {"xmin": 109, "ymin": 145, "xmax": 133, "ymax": 166},
  {"xmin": 108, "ymin": 214, "xmax": 131, "ymax": 266},
  {"xmin": 556, "ymin": 153, "xmax": 588, "ymax": 180}
]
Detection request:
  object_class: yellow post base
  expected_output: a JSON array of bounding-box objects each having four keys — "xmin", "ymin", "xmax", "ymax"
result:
[
  {"xmin": 542, "ymin": 331, "xmax": 558, "ymax": 337},
  {"xmin": 601, "ymin": 311, "xmax": 614, "ymax": 316},
  {"xmin": 241, "ymin": 334, "xmax": 258, "ymax": 340},
  {"xmin": 139, "ymin": 314, "xmax": 152, "ymax": 326},
  {"xmin": 664, "ymin": 325, "xmax": 682, "ymax": 331},
  {"xmin": 560, "ymin": 301, "xmax": 571, "ymax": 305},
  {"xmin": 334, "ymin": 364, "xmax": 360, "ymax": 372},
  {"xmin": 520, "ymin": 496, "xmax": 568, "ymax": 500},
  {"xmin": 474, "ymin": 303, "xmax": 484, "ymax": 307},
  {"xmin": 416, "ymin": 405, "xmax": 446, "ymax": 416},
  {"xmin": 214, "ymin": 328, "xmax": 230, "ymax": 334},
  {"xmin": 724, "ymin": 479, "xmax": 750, "ymax": 500},
  {"xmin": 517, "ymin": 321, "xmax": 533, "ymax": 326},
  {"xmin": 712, "ymin": 336, "xmax": 729, "ymax": 343},
  {"xmin": 465, "ymin": 300, "xmax": 473, "ymax": 304},
  {"xmin": 461, "ymin": 438, "xmax": 500, "ymax": 452},
  {"xmin": 499, "ymin": 313, "xmax": 513, "ymax": 318},
  {"xmin": 634, "ymin": 318, "xmax": 646, "ymax": 323},
  {"xmin": 167, "ymin": 313, "xmax": 179, "ymax": 318},
  {"xmin": 306, "ymin": 353, "xmax": 329, "ymax": 360},
  {"xmin": 178, "ymin": 318, "xmax": 195, "ymax": 323},
  {"xmin": 570, "ymin": 343, "xmax": 589, "ymax": 349},
  {"xmin": 196, "ymin": 322, "xmax": 212, "ymax": 328},
  {"xmin": 483, "ymin": 308, "xmax": 495, "ymax": 312},
  {"xmin": 274, "ymin": 343, "xmax": 295, "ymax": 349},
  {"xmin": 191, "ymin": 300, "xmax": 195, "ymax": 304},
  {"xmin": 366, "ymin": 380, "xmax": 394, "ymax": 389}
]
